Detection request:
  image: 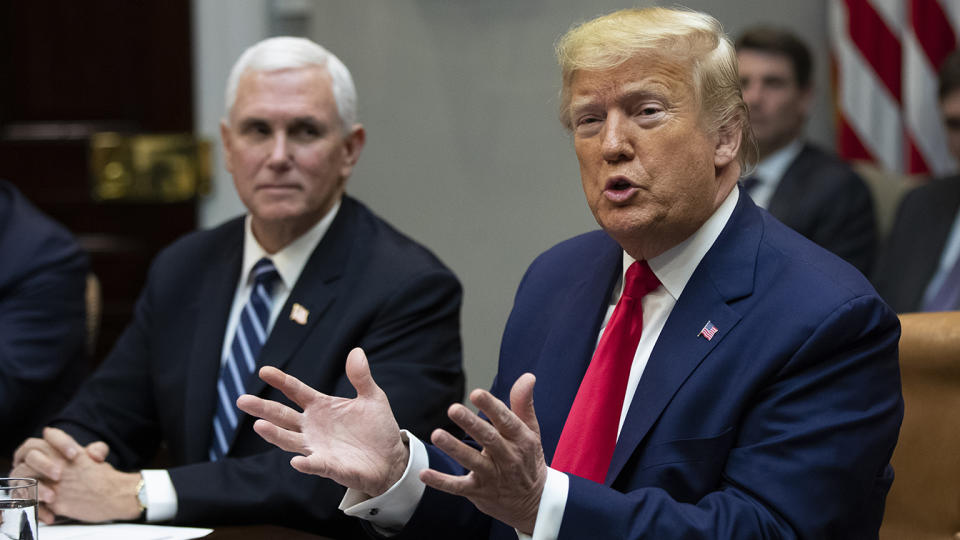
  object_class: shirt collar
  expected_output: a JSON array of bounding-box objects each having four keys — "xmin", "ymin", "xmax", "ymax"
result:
[
  {"xmin": 240, "ymin": 199, "xmax": 342, "ymax": 289},
  {"xmin": 754, "ymin": 137, "xmax": 804, "ymax": 186},
  {"xmin": 619, "ymin": 187, "xmax": 739, "ymax": 301}
]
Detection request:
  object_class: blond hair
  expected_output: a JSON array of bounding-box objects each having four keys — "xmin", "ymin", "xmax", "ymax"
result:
[{"xmin": 556, "ymin": 7, "xmax": 757, "ymax": 169}]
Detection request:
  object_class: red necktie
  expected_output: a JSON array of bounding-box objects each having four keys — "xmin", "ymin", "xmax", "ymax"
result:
[{"xmin": 551, "ymin": 260, "xmax": 660, "ymax": 483}]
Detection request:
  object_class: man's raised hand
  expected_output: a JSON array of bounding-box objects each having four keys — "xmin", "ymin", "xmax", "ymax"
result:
[{"xmin": 237, "ymin": 347, "xmax": 410, "ymax": 497}]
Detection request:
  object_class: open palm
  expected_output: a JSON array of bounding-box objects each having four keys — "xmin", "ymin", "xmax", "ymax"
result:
[{"xmin": 237, "ymin": 348, "xmax": 409, "ymax": 496}]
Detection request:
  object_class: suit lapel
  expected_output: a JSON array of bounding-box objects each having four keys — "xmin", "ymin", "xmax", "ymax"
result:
[
  {"xmin": 183, "ymin": 220, "xmax": 244, "ymax": 461},
  {"xmin": 606, "ymin": 195, "xmax": 761, "ymax": 483},
  {"xmin": 244, "ymin": 198, "xmax": 358, "ymax": 398},
  {"xmin": 538, "ymin": 240, "xmax": 622, "ymax": 463}
]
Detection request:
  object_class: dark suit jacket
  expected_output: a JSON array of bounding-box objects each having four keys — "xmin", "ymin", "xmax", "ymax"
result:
[
  {"xmin": 766, "ymin": 143, "xmax": 877, "ymax": 275},
  {"xmin": 0, "ymin": 180, "xmax": 88, "ymax": 456},
  {"xmin": 51, "ymin": 196, "xmax": 464, "ymax": 536},
  {"xmin": 396, "ymin": 192, "xmax": 901, "ymax": 539},
  {"xmin": 872, "ymin": 174, "xmax": 960, "ymax": 312}
]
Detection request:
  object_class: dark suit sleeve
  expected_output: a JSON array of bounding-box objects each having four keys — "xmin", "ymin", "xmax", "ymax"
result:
[
  {"xmin": 50, "ymin": 262, "xmax": 168, "ymax": 466},
  {"xmin": 0, "ymin": 222, "xmax": 88, "ymax": 453},
  {"xmin": 166, "ymin": 266, "xmax": 463, "ymax": 530}
]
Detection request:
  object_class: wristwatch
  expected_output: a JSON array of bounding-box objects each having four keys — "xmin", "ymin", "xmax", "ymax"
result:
[{"xmin": 135, "ymin": 474, "xmax": 148, "ymax": 517}]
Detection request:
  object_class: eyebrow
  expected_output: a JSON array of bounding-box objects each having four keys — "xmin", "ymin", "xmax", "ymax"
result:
[
  {"xmin": 570, "ymin": 87, "xmax": 671, "ymax": 113},
  {"xmin": 235, "ymin": 116, "xmax": 327, "ymax": 130}
]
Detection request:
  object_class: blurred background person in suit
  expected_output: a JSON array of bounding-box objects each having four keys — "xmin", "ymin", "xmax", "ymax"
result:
[
  {"xmin": 8, "ymin": 36, "xmax": 464, "ymax": 537},
  {"xmin": 0, "ymin": 179, "xmax": 88, "ymax": 457},
  {"xmin": 736, "ymin": 25, "xmax": 877, "ymax": 274},
  {"xmin": 873, "ymin": 49, "xmax": 960, "ymax": 312}
]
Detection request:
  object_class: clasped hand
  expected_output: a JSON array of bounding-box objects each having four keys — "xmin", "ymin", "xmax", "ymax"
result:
[
  {"xmin": 237, "ymin": 347, "xmax": 547, "ymax": 534},
  {"xmin": 10, "ymin": 427, "xmax": 142, "ymax": 523}
]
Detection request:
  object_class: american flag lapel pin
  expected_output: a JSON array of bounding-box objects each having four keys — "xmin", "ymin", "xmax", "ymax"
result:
[
  {"xmin": 698, "ymin": 320, "xmax": 718, "ymax": 340},
  {"xmin": 290, "ymin": 303, "xmax": 309, "ymax": 325}
]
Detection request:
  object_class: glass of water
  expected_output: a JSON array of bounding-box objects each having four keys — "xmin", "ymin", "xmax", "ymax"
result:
[{"xmin": 0, "ymin": 479, "xmax": 37, "ymax": 540}]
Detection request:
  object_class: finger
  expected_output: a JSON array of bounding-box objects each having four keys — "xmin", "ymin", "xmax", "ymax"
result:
[
  {"xmin": 13, "ymin": 438, "xmax": 49, "ymax": 467},
  {"xmin": 469, "ymin": 388, "xmax": 530, "ymax": 442},
  {"xmin": 509, "ymin": 373, "xmax": 540, "ymax": 436},
  {"xmin": 344, "ymin": 347, "xmax": 381, "ymax": 399},
  {"xmin": 38, "ymin": 503, "xmax": 55, "ymax": 525},
  {"xmin": 37, "ymin": 481, "xmax": 56, "ymax": 504},
  {"xmin": 258, "ymin": 366, "xmax": 320, "ymax": 409},
  {"xmin": 251, "ymin": 419, "xmax": 306, "ymax": 454},
  {"xmin": 237, "ymin": 395, "xmax": 303, "ymax": 432},
  {"xmin": 23, "ymin": 449, "xmax": 64, "ymax": 482},
  {"xmin": 419, "ymin": 468, "xmax": 476, "ymax": 497},
  {"xmin": 290, "ymin": 455, "xmax": 335, "ymax": 479},
  {"xmin": 86, "ymin": 441, "xmax": 110, "ymax": 462},
  {"xmin": 430, "ymin": 428, "xmax": 489, "ymax": 474},
  {"xmin": 42, "ymin": 427, "xmax": 82, "ymax": 461},
  {"xmin": 447, "ymin": 403, "xmax": 514, "ymax": 462}
]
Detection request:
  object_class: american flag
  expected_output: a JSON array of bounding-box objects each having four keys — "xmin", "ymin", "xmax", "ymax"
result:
[
  {"xmin": 829, "ymin": 0, "xmax": 960, "ymax": 175},
  {"xmin": 698, "ymin": 321, "xmax": 719, "ymax": 341}
]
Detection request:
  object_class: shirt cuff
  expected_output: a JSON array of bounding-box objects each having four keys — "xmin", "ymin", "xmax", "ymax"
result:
[
  {"xmin": 340, "ymin": 430, "xmax": 427, "ymax": 534},
  {"xmin": 140, "ymin": 469, "xmax": 178, "ymax": 522},
  {"xmin": 515, "ymin": 467, "xmax": 568, "ymax": 540}
]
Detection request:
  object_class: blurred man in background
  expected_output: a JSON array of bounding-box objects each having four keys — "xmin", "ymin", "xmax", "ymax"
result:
[
  {"xmin": 874, "ymin": 49, "xmax": 960, "ymax": 312},
  {"xmin": 737, "ymin": 25, "xmax": 877, "ymax": 274}
]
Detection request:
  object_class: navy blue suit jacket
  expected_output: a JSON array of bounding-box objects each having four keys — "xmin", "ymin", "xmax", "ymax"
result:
[
  {"xmin": 0, "ymin": 180, "xmax": 88, "ymax": 456},
  {"xmin": 397, "ymin": 192, "xmax": 902, "ymax": 539},
  {"xmin": 51, "ymin": 196, "xmax": 464, "ymax": 535}
]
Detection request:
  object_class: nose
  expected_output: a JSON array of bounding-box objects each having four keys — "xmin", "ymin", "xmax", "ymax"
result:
[
  {"xmin": 266, "ymin": 133, "xmax": 292, "ymax": 172},
  {"xmin": 600, "ymin": 111, "xmax": 635, "ymax": 163}
]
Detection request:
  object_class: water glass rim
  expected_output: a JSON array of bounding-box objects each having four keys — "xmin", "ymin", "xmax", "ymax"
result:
[{"xmin": 0, "ymin": 478, "xmax": 37, "ymax": 487}]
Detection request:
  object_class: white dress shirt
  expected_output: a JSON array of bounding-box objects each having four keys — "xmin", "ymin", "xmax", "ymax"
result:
[
  {"xmin": 747, "ymin": 138, "xmax": 803, "ymax": 209},
  {"xmin": 141, "ymin": 201, "xmax": 340, "ymax": 522},
  {"xmin": 342, "ymin": 189, "xmax": 739, "ymax": 539}
]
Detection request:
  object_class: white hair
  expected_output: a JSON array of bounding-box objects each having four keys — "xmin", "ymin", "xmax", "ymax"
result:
[{"xmin": 224, "ymin": 36, "xmax": 358, "ymax": 128}]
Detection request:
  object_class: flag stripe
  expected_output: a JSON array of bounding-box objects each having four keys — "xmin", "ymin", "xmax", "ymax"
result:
[
  {"xmin": 838, "ymin": 115, "xmax": 876, "ymax": 162},
  {"xmin": 911, "ymin": 0, "xmax": 957, "ymax": 69},
  {"xmin": 845, "ymin": 0, "xmax": 903, "ymax": 102},
  {"xmin": 907, "ymin": 137, "xmax": 931, "ymax": 175},
  {"xmin": 831, "ymin": 0, "xmax": 960, "ymax": 175}
]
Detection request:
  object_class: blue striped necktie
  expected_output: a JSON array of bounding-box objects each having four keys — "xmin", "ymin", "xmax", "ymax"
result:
[{"xmin": 210, "ymin": 257, "xmax": 280, "ymax": 460}]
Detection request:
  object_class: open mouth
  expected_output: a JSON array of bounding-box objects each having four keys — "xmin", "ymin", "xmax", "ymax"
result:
[
  {"xmin": 603, "ymin": 177, "xmax": 638, "ymax": 202},
  {"xmin": 608, "ymin": 178, "xmax": 633, "ymax": 191}
]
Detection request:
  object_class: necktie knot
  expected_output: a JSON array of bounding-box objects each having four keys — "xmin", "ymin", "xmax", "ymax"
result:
[
  {"xmin": 622, "ymin": 260, "xmax": 659, "ymax": 300},
  {"xmin": 251, "ymin": 258, "xmax": 280, "ymax": 290}
]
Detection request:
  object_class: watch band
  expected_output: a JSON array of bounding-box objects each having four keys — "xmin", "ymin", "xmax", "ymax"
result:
[{"xmin": 135, "ymin": 475, "xmax": 147, "ymax": 515}]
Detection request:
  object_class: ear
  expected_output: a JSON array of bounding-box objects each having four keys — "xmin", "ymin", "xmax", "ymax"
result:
[
  {"xmin": 220, "ymin": 120, "xmax": 235, "ymax": 174},
  {"xmin": 339, "ymin": 124, "xmax": 366, "ymax": 178},
  {"xmin": 714, "ymin": 120, "xmax": 742, "ymax": 169}
]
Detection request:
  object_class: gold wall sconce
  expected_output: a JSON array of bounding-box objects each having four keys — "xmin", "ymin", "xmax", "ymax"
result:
[{"xmin": 90, "ymin": 132, "xmax": 211, "ymax": 202}]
